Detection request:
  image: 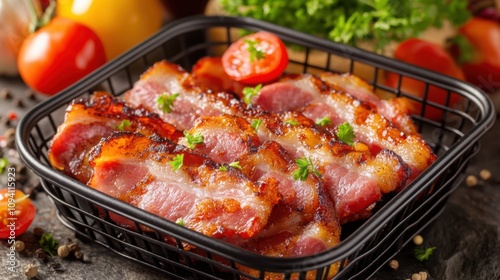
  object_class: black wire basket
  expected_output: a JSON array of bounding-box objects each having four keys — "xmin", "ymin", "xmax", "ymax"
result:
[{"xmin": 16, "ymin": 16, "xmax": 495, "ymax": 280}]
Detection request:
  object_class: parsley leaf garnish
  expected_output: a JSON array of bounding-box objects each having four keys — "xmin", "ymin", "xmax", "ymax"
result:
[
  {"xmin": 175, "ymin": 218, "xmax": 185, "ymax": 226},
  {"xmin": 285, "ymin": 119, "xmax": 299, "ymax": 126},
  {"xmin": 183, "ymin": 130, "xmax": 204, "ymax": 149},
  {"xmin": 156, "ymin": 93, "xmax": 179, "ymax": 113},
  {"xmin": 228, "ymin": 161, "xmax": 242, "ymax": 170},
  {"xmin": 39, "ymin": 233, "xmax": 59, "ymax": 257},
  {"xmin": 414, "ymin": 246, "xmax": 436, "ymax": 262},
  {"xmin": 315, "ymin": 116, "xmax": 332, "ymax": 126},
  {"xmin": 245, "ymin": 39, "xmax": 266, "ymax": 62},
  {"xmin": 336, "ymin": 122, "xmax": 355, "ymax": 146},
  {"xmin": 242, "ymin": 84, "xmax": 262, "ymax": 104},
  {"xmin": 169, "ymin": 154, "xmax": 184, "ymax": 171},
  {"xmin": 251, "ymin": 119, "xmax": 262, "ymax": 131},
  {"xmin": 0, "ymin": 158, "xmax": 8, "ymax": 174},
  {"xmin": 116, "ymin": 119, "xmax": 131, "ymax": 131},
  {"xmin": 219, "ymin": 165, "xmax": 228, "ymax": 171},
  {"xmin": 293, "ymin": 157, "xmax": 321, "ymax": 181}
]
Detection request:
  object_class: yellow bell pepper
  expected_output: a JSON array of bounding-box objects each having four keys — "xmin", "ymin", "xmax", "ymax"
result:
[{"xmin": 56, "ymin": 0, "xmax": 164, "ymax": 60}]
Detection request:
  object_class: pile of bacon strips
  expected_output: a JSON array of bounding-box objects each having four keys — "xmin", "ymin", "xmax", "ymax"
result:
[{"xmin": 48, "ymin": 32, "xmax": 436, "ymax": 277}]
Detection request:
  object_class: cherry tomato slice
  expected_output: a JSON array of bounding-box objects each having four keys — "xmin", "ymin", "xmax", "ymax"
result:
[
  {"xmin": 222, "ymin": 31, "xmax": 289, "ymax": 85},
  {"xmin": 1, "ymin": 189, "xmax": 36, "ymax": 239}
]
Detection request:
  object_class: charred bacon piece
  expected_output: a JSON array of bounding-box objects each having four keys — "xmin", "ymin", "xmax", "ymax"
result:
[
  {"xmin": 87, "ymin": 132, "xmax": 280, "ymax": 239},
  {"xmin": 48, "ymin": 92, "xmax": 182, "ymax": 184}
]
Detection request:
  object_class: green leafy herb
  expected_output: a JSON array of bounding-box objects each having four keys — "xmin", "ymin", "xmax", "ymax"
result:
[
  {"xmin": 336, "ymin": 122, "xmax": 355, "ymax": 146},
  {"xmin": 169, "ymin": 154, "xmax": 184, "ymax": 171},
  {"xmin": 175, "ymin": 218, "xmax": 185, "ymax": 226},
  {"xmin": 0, "ymin": 158, "xmax": 8, "ymax": 174},
  {"xmin": 414, "ymin": 246, "xmax": 436, "ymax": 262},
  {"xmin": 156, "ymin": 93, "xmax": 179, "ymax": 113},
  {"xmin": 251, "ymin": 119, "xmax": 262, "ymax": 131},
  {"xmin": 116, "ymin": 119, "xmax": 131, "ymax": 131},
  {"xmin": 184, "ymin": 130, "xmax": 204, "ymax": 149},
  {"xmin": 285, "ymin": 119, "xmax": 299, "ymax": 126},
  {"xmin": 219, "ymin": 165, "xmax": 228, "ymax": 171},
  {"xmin": 228, "ymin": 161, "xmax": 242, "ymax": 170},
  {"xmin": 315, "ymin": 116, "xmax": 331, "ymax": 126},
  {"xmin": 293, "ymin": 157, "xmax": 320, "ymax": 181},
  {"xmin": 39, "ymin": 233, "xmax": 59, "ymax": 257},
  {"xmin": 245, "ymin": 39, "xmax": 266, "ymax": 62},
  {"xmin": 220, "ymin": 0, "xmax": 470, "ymax": 51},
  {"xmin": 242, "ymin": 84, "xmax": 262, "ymax": 104}
]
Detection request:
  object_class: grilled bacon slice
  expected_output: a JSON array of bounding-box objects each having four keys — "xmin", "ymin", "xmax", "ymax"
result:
[
  {"xmin": 320, "ymin": 72, "xmax": 418, "ymax": 136},
  {"xmin": 87, "ymin": 133, "xmax": 280, "ymax": 239},
  {"xmin": 48, "ymin": 92, "xmax": 181, "ymax": 184},
  {"xmin": 124, "ymin": 60, "xmax": 243, "ymax": 130},
  {"xmin": 255, "ymin": 74, "xmax": 436, "ymax": 180},
  {"xmin": 192, "ymin": 56, "xmax": 246, "ymax": 97}
]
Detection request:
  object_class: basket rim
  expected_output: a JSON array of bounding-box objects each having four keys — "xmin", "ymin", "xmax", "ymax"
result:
[{"xmin": 15, "ymin": 15, "xmax": 497, "ymax": 272}]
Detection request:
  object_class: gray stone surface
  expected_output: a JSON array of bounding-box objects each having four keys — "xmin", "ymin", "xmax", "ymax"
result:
[{"xmin": 1, "ymin": 74, "xmax": 499, "ymax": 280}]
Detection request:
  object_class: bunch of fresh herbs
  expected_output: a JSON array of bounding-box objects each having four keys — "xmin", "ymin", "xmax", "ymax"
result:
[{"xmin": 219, "ymin": 0, "xmax": 471, "ymax": 51}]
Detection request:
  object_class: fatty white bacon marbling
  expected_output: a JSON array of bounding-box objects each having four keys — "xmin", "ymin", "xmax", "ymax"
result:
[
  {"xmin": 87, "ymin": 132, "xmax": 280, "ymax": 239},
  {"xmin": 125, "ymin": 60, "xmax": 412, "ymax": 221}
]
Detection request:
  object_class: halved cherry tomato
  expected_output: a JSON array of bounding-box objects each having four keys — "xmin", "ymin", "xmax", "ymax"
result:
[
  {"xmin": 1, "ymin": 189, "xmax": 36, "ymax": 239},
  {"xmin": 386, "ymin": 38, "xmax": 465, "ymax": 120},
  {"xmin": 222, "ymin": 31, "xmax": 289, "ymax": 85},
  {"xmin": 17, "ymin": 17, "xmax": 106, "ymax": 95}
]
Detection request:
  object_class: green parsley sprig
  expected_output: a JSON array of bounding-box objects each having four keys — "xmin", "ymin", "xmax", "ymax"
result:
[
  {"xmin": 242, "ymin": 84, "xmax": 262, "ymax": 105},
  {"xmin": 0, "ymin": 158, "xmax": 8, "ymax": 174},
  {"xmin": 116, "ymin": 119, "xmax": 131, "ymax": 131},
  {"xmin": 336, "ymin": 122, "xmax": 355, "ymax": 146},
  {"xmin": 39, "ymin": 233, "xmax": 59, "ymax": 257},
  {"xmin": 156, "ymin": 93, "xmax": 179, "ymax": 113},
  {"xmin": 183, "ymin": 130, "xmax": 204, "ymax": 149},
  {"xmin": 169, "ymin": 154, "xmax": 184, "ymax": 171},
  {"xmin": 414, "ymin": 246, "xmax": 436, "ymax": 262},
  {"xmin": 293, "ymin": 157, "xmax": 321, "ymax": 181},
  {"xmin": 315, "ymin": 116, "xmax": 332, "ymax": 127},
  {"xmin": 251, "ymin": 119, "xmax": 262, "ymax": 131},
  {"xmin": 245, "ymin": 39, "xmax": 266, "ymax": 62}
]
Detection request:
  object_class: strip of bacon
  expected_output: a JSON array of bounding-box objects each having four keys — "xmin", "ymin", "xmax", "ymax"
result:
[
  {"xmin": 320, "ymin": 72, "xmax": 418, "ymax": 136},
  {"xmin": 255, "ymin": 74, "xmax": 436, "ymax": 180},
  {"xmin": 124, "ymin": 60, "xmax": 243, "ymax": 131},
  {"xmin": 48, "ymin": 92, "xmax": 181, "ymax": 184},
  {"xmin": 87, "ymin": 133, "xmax": 280, "ymax": 239}
]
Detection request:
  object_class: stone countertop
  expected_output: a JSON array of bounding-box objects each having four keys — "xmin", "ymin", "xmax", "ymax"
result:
[{"xmin": 1, "ymin": 74, "xmax": 499, "ymax": 280}]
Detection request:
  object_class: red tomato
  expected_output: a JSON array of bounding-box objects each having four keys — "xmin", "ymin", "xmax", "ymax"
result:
[
  {"xmin": 451, "ymin": 17, "xmax": 500, "ymax": 92},
  {"xmin": 18, "ymin": 17, "xmax": 106, "ymax": 95},
  {"xmin": 222, "ymin": 31, "xmax": 288, "ymax": 85},
  {"xmin": 1, "ymin": 189, "xmax": 36, "ymax": 239},
  {"xmin": 386, "ymin": 38, "xmax": 465, "ymax": 120}
]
